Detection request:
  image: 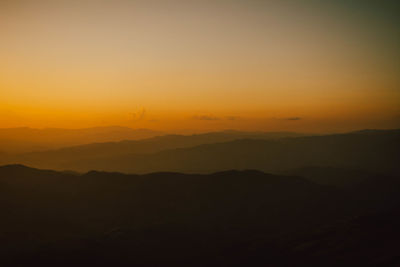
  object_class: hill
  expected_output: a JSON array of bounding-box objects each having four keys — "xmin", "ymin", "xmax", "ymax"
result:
[
  {"xmin": 8, "ymin": 129, "xmax": 398, "ymax": 175},
  {"xmin": 0, "ymin": 165, "xmax": 399, "ymax": 266},
  {"xmin": 0, "ymin": 130, "xmax": 303, "ymax": 168},
  {"xmin": 0, "ymin": 126, "xmax": 163, "ymax": 153}
]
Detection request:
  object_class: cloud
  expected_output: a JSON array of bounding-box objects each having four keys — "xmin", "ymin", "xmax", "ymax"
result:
[
  {"xmin": 192, "ymin": 115, "xmax": 240, "ymax": 121},
  {"xmin": 192, "ymin": 115, "xmax": 220, "ymax": 121},
  {"xmin": 225, "ymin": 116, "xmax": 240, "ymax": 121},
  {"xmin": 131, "ymin": 107, "xmax": 146, "ymax": 121},
  {"xmin": 285, "ymin": 117, "xmax": 302, "ymax": 121}
]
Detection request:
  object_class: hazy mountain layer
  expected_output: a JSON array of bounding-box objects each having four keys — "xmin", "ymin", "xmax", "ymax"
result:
[
  {"xmin": 6, "ymin": 129, "xmax": 398, "ymax": 175},
  {"xmin": 1, "ymin": 130, "xmax": 302, "ymax": 167},
  {"xmin": 0, "ymin": 126, "xmax": 163, "ymax": 153}
]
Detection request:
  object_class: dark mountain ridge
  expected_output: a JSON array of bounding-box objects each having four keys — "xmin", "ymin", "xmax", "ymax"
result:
[{"xmin": 1, "ymin": 164, "xmax": 399, "ymax": 266}]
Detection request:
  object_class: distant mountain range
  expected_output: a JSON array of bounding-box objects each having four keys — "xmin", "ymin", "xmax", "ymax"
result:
[
  {"xmin": 0, "ymin": 164, "xmax": 399, "ymax": 266},
  {"xmin": 0, "ymin": 129, "xmax": 303, "ymax": 166},
  {"xmin": 0, "ymin": 126, "xmax": 163, "ymax": 153},
  {"xmin": 3, "ymin": 129, "xmax": 398, "ymax": 175}
]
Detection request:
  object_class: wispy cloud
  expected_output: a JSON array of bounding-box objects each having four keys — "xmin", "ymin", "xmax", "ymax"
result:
[
  {"xmin": 285, "ymin": 117, "xmax": 302, "ymax": 121},
  {"xmin": 192, "ymin": 115, "xmax": 220, "ymax": 121},
  {"xmin": 192, "ymin": 115, "xmax": 241, "ymax": 121},
  {"xmin": 131, "ymin": 107, "xmax": 146, "ymax": 121},
  {"xmin": 225, "ymin": 116, "xmax": 240, "ymax": 121}
]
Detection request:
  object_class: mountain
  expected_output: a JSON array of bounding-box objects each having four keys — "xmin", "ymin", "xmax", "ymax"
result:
[
  {"xmin": 0, "ymin": 126, "xmax": 163, "ymax": 153},
  {"xmin": 0, "ymin": 165, "xmax": 399, "ymax": 266},
  {"xmin": 285, "ymin": 166, "xmax": 380, "ymax": 187},
  {"xmin": 9, "ymin": 129, "xmax": 399, "ymax": 175},
  {"xmin": 1, "ymin": 130, "xmax": 303, "ymax": 168},
  {"xmin": 247, "ymin": 208, "xmax": 400, "ymax": 266}
]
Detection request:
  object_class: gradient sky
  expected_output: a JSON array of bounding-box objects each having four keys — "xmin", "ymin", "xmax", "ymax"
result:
[{"xmin": 0, "ymin": 0, "xmax": 399, "ymax": 132}]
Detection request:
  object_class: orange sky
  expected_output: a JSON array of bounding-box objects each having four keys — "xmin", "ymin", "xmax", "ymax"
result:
[{"xmin": 0, "ymin": 0, "xmax": 399, "ymax": 133}]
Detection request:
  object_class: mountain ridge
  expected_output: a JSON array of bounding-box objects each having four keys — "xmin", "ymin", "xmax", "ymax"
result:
[{"xmin": 0, "ymin": 163, "xmax": 399, "ymax": 266}]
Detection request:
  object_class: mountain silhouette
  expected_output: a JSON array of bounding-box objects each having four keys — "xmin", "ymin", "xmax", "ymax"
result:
[
  {"xmin": 0, "ymin": 130, "xmax": 303, "ymax": 168},
  {"xmin": 0, "ymin": 126, "xmax": 163, "ymax": 153},
  {"xmin": 0, "ymin": 165, "xmax": 399, "ymax": 266},
  {"xmin": 5, "ymin": 129, "xmax": 398, "ymax": 175},
  {"xmin": 248, "ymin": 208, "xmax": 400, "ymax": 266},
  {"xmin": 286, "ymin": 166, "xmax": 380, "ymax": 187}
]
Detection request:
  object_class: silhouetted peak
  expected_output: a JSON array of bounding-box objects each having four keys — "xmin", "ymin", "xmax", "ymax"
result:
[
  {"xmin": 211, "ymin": 169, "xmax": 268, "ymax": 177},
  {"xmin": 0, "ymin": 164, "xmax": 34, "ymax": 171},
  {"xmin": 0, "ymin": 165, "xmax": 63, "ymax": 179},
  {"xmin": 84, "ymin": 170, "xmax": 105, "ymax": 176},
  {"xmin": 350, "ymin": 129, "xmax": 400, "ymax": 135},
  {"xmin": 82, "ymin": 170, "xmax": 131, "ymax": 180}
]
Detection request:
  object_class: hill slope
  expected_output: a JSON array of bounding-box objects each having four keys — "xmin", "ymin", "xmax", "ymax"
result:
[
  {"xmin": 1, "ymin": 165, "xmax": 400, "ymax": 266},
  {"xmin": 0, "ymin": 126, "xmax": 163, "ymax": 153},
  {"xmin": 9, "ymin": 129, "xmax": 398, "ymax": 174}
]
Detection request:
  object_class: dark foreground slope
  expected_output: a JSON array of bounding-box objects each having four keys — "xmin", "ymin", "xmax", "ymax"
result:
[
  {"xmin": 1, "ymin": 165, "xmax": 399, "ymax": 266},
  {"xmin": 244, "ymin": 208, "xmax": 400, "ymax": 267},
  {"xmin": 6, "ymin": 129, "xmax": 399, "ymax": 174}
]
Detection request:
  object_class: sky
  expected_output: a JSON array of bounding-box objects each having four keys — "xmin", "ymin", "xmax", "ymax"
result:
[{"xmin": 0, "ymin": 0, "xmax": 399, "ymax": 133}]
